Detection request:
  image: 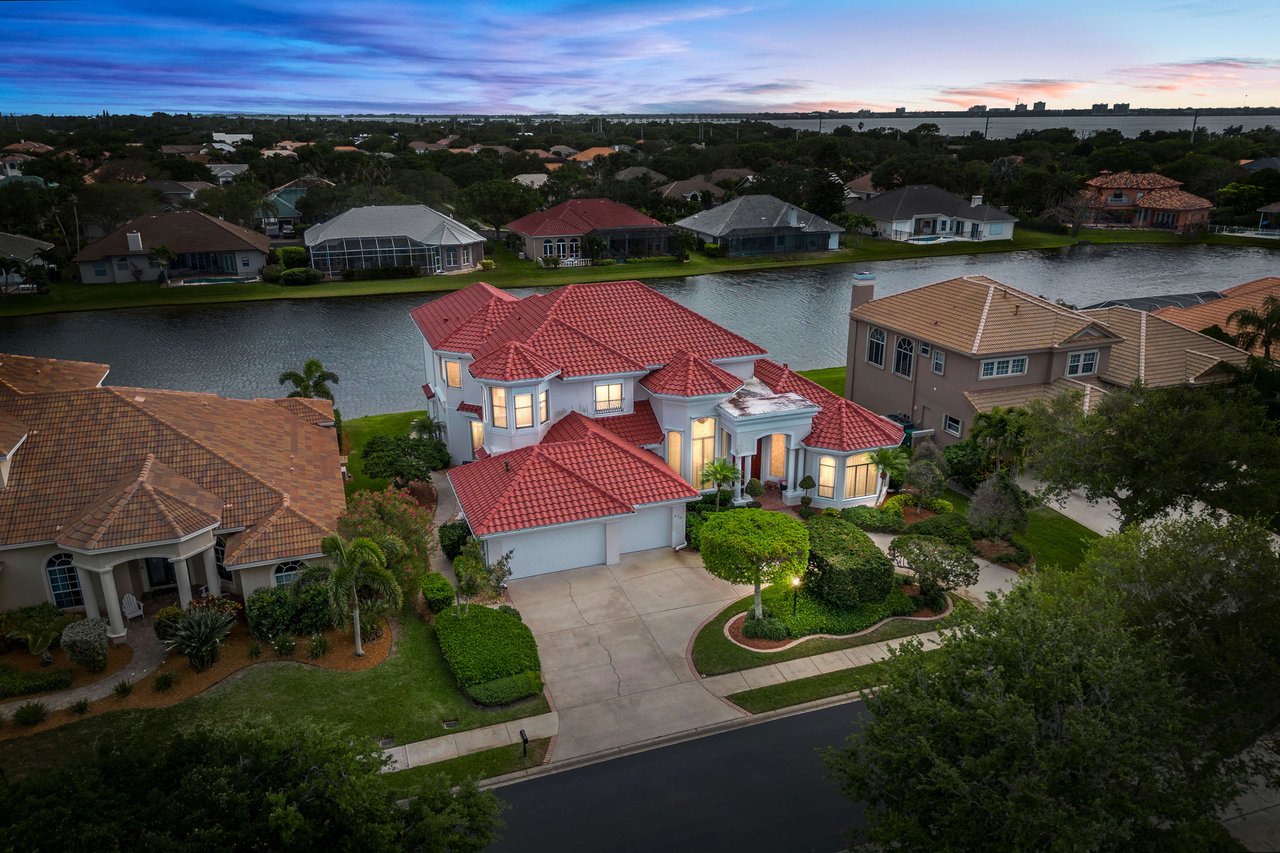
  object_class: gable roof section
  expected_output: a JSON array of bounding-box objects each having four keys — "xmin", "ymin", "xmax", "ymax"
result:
[
  {"xmin": 753, "ymin": 359, "xmax": 903, "ymax": 451},
  {"xmin": 964, "ymin": 377, "xmax": 1107, "ymax": 414},
  {"xmin": 1153, "ymin": 277, "xmax": 1280, "ymax": 356},
  {"xmin": 0, "ymin": 412, "xmax": 29, "ymax": 456},
  {"xmin": 469, "ymin": 341, "xmax": 561, "ymax": 382},
  {"xmin": 0, "ymin": 231, "xmax": 54, "ymax": 263},
  {"xmin": 568, "ymin": 147, "xmax": 616, "ymax": 162},
  {"xmin": 641, "ymin": 350, "xmax": 743, "ymax": 397},
  {"xmin": 505, "ymin": 199, "xmax": 667, "ymax": 237},
  {"xmin": 410, "ymin": 282, "xmax": 519, "ymax": 350},
  {"xmin": 1136, "ymin": 187, "xmax": 1212, "ymax": 211},
  {"xmin": 852, "ymin": 276, "xmax": 1119, "ymax": 356},
  {"xmin": 674, "ymin": 195, "xmax": 844, "ymax": 237},
  {"xmin": 73, "ymin": 210, "xmax": 269, "ymax": 262},
  {"xmin": 1080, "ymin": 306, "xmax": 1248, "ymax": 386},
  {"xmin": 594, "ymin": 400, "xmax": 664, "ymax": 446},
  {"xmin": 304, "ymin": 204, "xmax": 483, "ymax": 247},
  {"xmin": 1085, "ymin": 171, "xmax": 1181, "ymax": 189},
  {"xmin": 450, "ymin": 412, "xmax": 698, "ymax": 536},
  {"xmin": 843, "ymin": 184, "xmax": 1018, "ymax": 224},
  {"xmin": 221, "ymin": 499, "xmax": 333, "ymax": 565},
  {"xmin": 0, "ymin": 353, "xmax": 109, "ymax": 398},
  {"xmin": 657, "ymin": 176, "xmax": 727, "ymax": 200}
]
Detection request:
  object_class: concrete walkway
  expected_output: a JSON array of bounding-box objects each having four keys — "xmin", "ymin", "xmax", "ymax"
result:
[{"xmin": 384, "ymin": 712, "xmax": 559, "ymax": 772}]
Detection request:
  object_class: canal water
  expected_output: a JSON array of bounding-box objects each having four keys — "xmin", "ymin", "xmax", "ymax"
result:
[{"xmin": 1, "ymin": 243, "xmax": 1276, "ymax": 417}]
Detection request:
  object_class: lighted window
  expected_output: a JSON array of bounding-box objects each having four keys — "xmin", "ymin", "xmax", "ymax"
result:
[
  {"xmin": 979, "ymin": 356, "xmax": 1028, "ymax": 379},
  {"xmin": 470, "ymin": 420, "xmax": 484, "ymax": 457},
  {"xmin": 666, "ymin": 430, "xmax": 683, "ymax": 473},
  {"xmin": 867, "ymin": 327, "xmax": 885, "ymax": 367},
  {"xmin": 490, "ymin": 386, "xmax": 508, "ymax": 428},
  {"xmin": 691, "ymin": 417, "xmax": 716, "ymax": 487},
  {"xmin": 932, "ymin": 350, "xmax": 946, "ymax": 375},
  {"xmin": 274, "ymin": 560, "xmax": 306, "ymax": 586},
  {"xmin": 944, "ymin": 415, "xmax": 962, "ymax": 436},
  {"xmin": 594, "ymin": 382, "xmax": 623, "ymax": 413},
  {"xmin": 768, "ymin": 434, "xmax": 787, "ymax": 480},
  {"xmin": 818, "ymin": 456, "xmax": 836, "ymax": 499},
  {"xmin": 514, "ymin": 393, "xmax": 533, "ymax": 428},
  {"xmin": 844, "ymin": 455, "xmax": 877, "ymax": 499},
  {"xmin": 893, "ymin": 338, "xmax": 914, "ymax": 379},
  {"xmin": 46, "ymin": 553, "xmax": 83, "ymax": 609},
  {"xmin": 443, "ymin": 359, "xmax": 462, "ymax": 388},
  {"xmin": 538, "ymin": 389, "xmax": 549, "ymax": 424},
  {"xmin": 1067, "ymin": 350, "xmax": 1098, "ymax": 377}
]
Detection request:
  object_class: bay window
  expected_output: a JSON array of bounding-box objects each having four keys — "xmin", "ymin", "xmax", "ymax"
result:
[
  {"xmin": 514, "ymin": 392, "xmax": 533, "ymax": 428},
  {"xmin": 691, "ymin": 417, "xmax": 716, "ymax": 487},
  {"xmin": 490, "ymin": 386, "xmax": 507, "ymax": 428},
  {"xmin": 844, "ymin": 455, "xmax": 876, "ymax": 499},
  {"xmin": 818, "ymin": 456, "xmax": 836, "ymax": 499}
]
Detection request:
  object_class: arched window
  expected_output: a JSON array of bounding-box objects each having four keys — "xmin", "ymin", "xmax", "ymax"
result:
[
  {"xmin": 867, "ymin": 327, "xmax": 886, "ymax": 367},
  {"xmin": 894, "ymin": 337, "xmax": 915, "ymax": 379},
  {"xmin": 542, "ymin": 239, "xmax": 553, "ymax": 257},
  {"xmin": 46, "ymin": 553, "xmax": 83, "ymax": 609},
  {"xmin": 274, "ymin": 560, "xmax": 306, "ymax": 586},
  {"xmin": 214, "ymin": 536, "xmax": 231, "ymax": 582}
]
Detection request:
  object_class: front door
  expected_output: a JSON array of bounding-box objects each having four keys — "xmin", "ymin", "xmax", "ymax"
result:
[{"xmin": 145, "ymin": 557, "xmax": 175, "ymax": 588}]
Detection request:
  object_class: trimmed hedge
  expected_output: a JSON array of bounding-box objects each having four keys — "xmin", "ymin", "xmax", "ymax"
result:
[
  {"xmin": 805, "ymin": 515, "xmax": 895, "ymax": 608},
  {"xmin": 60, "ymin": 618, "xmax": 108, "ymax": 672},
  {"xmin": 420, "ymin": 573, "xmax": 455, "ymax": 614},
  {"xmin": 438, "ymin": 520, "xmax": 472, "ymax": 560},
  {"xmin": 435, "ymin": 606, "xmax": 541, "ymax": 705},
  {"xmin": 0, "ymin": 664, "xmax": 73, "ymax": 699},
  {"xmin": 881, "ymin": 493, "xmax": 915, "ymax": 515},
  {"xmin": 761, "ymin": 583, "xmax": 918, "ymax": 637},
  {"xmin": 841, "ymin": 505, "xmax": 906, "ymax": 534},
  {"xmin": 278, "ymin": 267, "xmax": 323, "ymax": 286},
  {"xmin": 905, "ymin": 512, "xmax": 975, "ymax": 550},
  {"xmin": 245, "ymin": 584, "xmax": 332, "ymax": 641}
]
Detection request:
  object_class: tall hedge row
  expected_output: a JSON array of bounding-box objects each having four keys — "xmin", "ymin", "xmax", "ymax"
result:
[
  {"xmin": 435, "ymin": 606, "xmax": 542, "ymax": 706},
  {"xmin": 805, "ymin": 514, "xmax": 895, "ymax": 608}
]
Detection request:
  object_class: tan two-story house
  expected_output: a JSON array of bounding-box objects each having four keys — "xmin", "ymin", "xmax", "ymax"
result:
[{"xmin": 844, "ymin": 275, "xmax": 1250, "ymax": 445}]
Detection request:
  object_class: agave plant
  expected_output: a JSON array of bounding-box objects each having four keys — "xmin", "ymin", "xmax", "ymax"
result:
[{"xmin": 166, "ymin": 608, "xmax": 235, "ymax": 672}]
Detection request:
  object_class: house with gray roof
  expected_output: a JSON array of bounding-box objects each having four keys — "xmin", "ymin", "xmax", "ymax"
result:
[
  {"xmin": 674, "ymin": 194, "xmax": 843, "ymax": 256},
  {"xmin": 844, "ymin": 184, "xmax": 1017, "ymax": 242},
  {"xmin": 305, "ymin": 205, "xmax": 485, "ymax": 277},
  {"xmin": 208, "ymin": 163, "xmax": 249, "ymax": 186},
  {"xmin": 0, "ymin": 231, "xmax": 54, "ymax": 291}
]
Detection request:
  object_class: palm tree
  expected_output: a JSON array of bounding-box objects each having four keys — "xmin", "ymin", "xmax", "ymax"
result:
[
  {"xmin": 147, "ymin": 244, "xmax": 177, "ymax": 283},
  {"xmin": 1227, "ymin": 295, "xmax": 1280, "ymax": 360},
  {"xmin": 867, "ymin": 447, "xmax": 909, "ymax": 492},
  {"xmin": 971, "ymin": 407, "xmax": 1029, "ymax": 473},
  {"xmin": 410, "ymin": 411, "xmax": 444, "ymax": 440},
  {"xmin": 700, "ymin": 458, "xmax": 741, "ymax": 509},
  {"xmin": 278, "ymin": 358, "xmax": 340, "ymax": 401},
  {"xmin": 301, "ymin": 536, "xmax": 403, "ymax": 657}
]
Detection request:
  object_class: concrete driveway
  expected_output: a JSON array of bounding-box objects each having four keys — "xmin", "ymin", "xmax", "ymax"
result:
[{"xmin": 507, "ymin": 549, "xmax": 751, "ymax": 762}]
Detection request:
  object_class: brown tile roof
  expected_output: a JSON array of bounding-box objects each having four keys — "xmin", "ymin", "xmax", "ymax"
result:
[
  {"xmin": 265, "ymin": 397, "xmax": 336, "ymax": 426},
  {"xmin": 1136, "ymin": 187, "xmax": 1212, "ymax": 211},
  {"xmin": 1084, "ymin": 171, "xmax": 1182, "ymax": 189},
  {"xmin": 852, "ymin": 276, "xmax": 1120, "ymax": 356},
  {"xmin": 0, "ymin": 412, "xmax": 28, "ymax": 455},
  {"xmin": 1081, "ymin": 306, "xmax": 1248, "ymax": 386},
  {"xmin": 568, "ymin": 147, "xmax": 617, "ymax": 163},
  {"xmin": 964, "ymin": 377, "xmax": 1107, "ymax": 413},
  {"xmin": 73, "ymin": 210, "xmax": 269, "ymax": 262},
  {"xmin": 844, "ymin": 172, "xmax": 877, "ymax": 193},
  {"xmin": 3, "ymin": 140, "xmax": 54, "ymax": 154},
  {"xmin": 1153, "ymin": 277, "xmax": 1280, "ymax": 356},
  {"xmin": 0, "ymin": 378, "xmax": 344, "ymax": 565},
  {"xmin": 657, "ymin": 176, "xmax": 726, "ymax": 201},
  {"xmin": 0, "ymin": 354, "xmax": 109, "ymax": 398}
]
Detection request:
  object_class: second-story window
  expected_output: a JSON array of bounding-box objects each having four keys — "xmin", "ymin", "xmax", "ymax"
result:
[
  {"xmin": 1067, "ymin": 350, "xmax": 1098, "ymax": 377},
  {"xmin": 514, "ymin": 393, "xmax": 534, "ymax": 428},
  {"xmin": 490, "ymin": 386, "xmax": 508, "ymax": 428},
  {"xmin": 980, "ymin": 356, "xmax": 1028, "ymax": 379},
  {"xmin": 539, "ymin": 389, "xmax": 549, "ymax": 424},
  {"xmin": 893, "ymin": 338, "xmax": 914, "ymax": 379},
  {"xmin": 932, "ymin": 350, "xmax": 946, "ymax": 375},
  {"xmin": 442, "ymin": 359, "xmax": 462, "ymax": 388},
  {"xmin": 594, "ymin": 382, "xmax": 623, "ymax": 413},
  {"xmin": 867, "ymin": 327, "xmax": 885, "ymax": 367}
]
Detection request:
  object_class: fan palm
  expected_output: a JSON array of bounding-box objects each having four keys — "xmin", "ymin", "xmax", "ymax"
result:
[
  {"xmin": 700, "ymin": 458, "xmax": 741, "ymax": 508},
  {"xmin": 302, "ymin": 536, "xmax": 403, "ymax": 657},
  {"xmin": 867, "ymin": 447, "xmax": 909, "ymax": 491},
  {"xmin": 1228, "ymin": 295, "xmax": 1280, "ymax": 360},
  {"xmin": 410, "ymin": 411, "xmax": 444, "ymax": 440},
  {"xmin": 278, "ymin": 358, "xmax": 340, "ymax": 401}
]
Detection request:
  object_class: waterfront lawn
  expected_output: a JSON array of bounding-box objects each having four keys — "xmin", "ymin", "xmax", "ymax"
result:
[
  {"xmin": 796, "ymin": 366, "xmax": 846, "ymax": 395},
  {"xmin": 0, "ymin": 614, "xmax": 549, "ymax": 782},
  {"xmin": 380, "ymin": 737, "xmax": 552, "ymax": 794},
  {"xmin": 343, "ymin": 409, "xmax": 422, "ymax": 496},
  {"xmin": 942, "ymin": 487, "xmax": 1099, "ymax": 570}
]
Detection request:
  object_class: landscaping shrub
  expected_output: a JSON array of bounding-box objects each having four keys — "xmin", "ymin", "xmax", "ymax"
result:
[
  {"xmin": 480, "ymin": 259, "xmax": 496, "ymax": 270},
  {"xmin": 190, "ymin": 596, "xmax": 242, "ymax": 618},
  {"xmin": 467, "ymin": 671, "xmax": 544, "ymax": 706},
  {"xmin": 261, "ymin": 263, "xmax": 283, "ymax": 283},
  {"xmin": 359, "ymin": 599, "xmax": 391, "ymax": 642},
  {"xmin": 805, "ymin": 515, "xmax": 895, "ymax": 608},
  {"xmin": 60, "ymin": 617, "xmax": 109, "ymax": 672},
  {"xmin": 3, "ymin": 603, "xmax": 72, "ymax": 657},
  {"xmin": 889, "ymin": 535, "xmax": 980, "ymax": 610},
  {"xmin": 248, "ymin": 641, "xmax": 262, "ymax": 659},
  {"xmin": 905, "ymin": 512, "xmax": 975, "ymax": 550},
  {"xmin": 594, "ymin": 258, "xmax": 616, "ymax": 266},
  {"xmin": 742, "ymin": 616, "xmax": 789, "ymax": 640},
  {"xmin": 992, "ymin": 543, "xmax": 1033, "ymax": 565},
  {"xmin": 922, "ymin": 497, "xmax": 955, "ymax": 514},
  {"xmin": 0, "ymin": 664, "xmax": 73, "ymax": 699},
  {"xmin": 272, "ymin": 633, "xmax": 297, "ymax": 657},
  {"xmin": 420, "ymin": 573, "xmax": 456, "ymax": 613},
  {"xmin": 438, "ymin": 520, "xmax": 472, "ymax": 560},
  {"xmin": 761, "ymin": 584, "xmax": 918, "ymax": 637},
  {"xmin": 113, "ymin": 679, "xmax": 132, "ymax": 698},
  {"xmin": 307, "ymin": 634, "xmax": 330, "ymax": 659},
  {"xmin": 944, "ymin": 439, "xmax": 991, "ymax": 491},
  {"xmin": 70, "ymin": 698, "xmax": 90, "ymax": 715},
  {"xmin": 702, "ymin": 243, "xmax": 721, "ymax": 257},
  {"xmin": 797, "ymin": 505, "xmax": 818, "ymax": 520},
  {"xmin": 841, "ymin": 505, "xmax": 906, "ymax": 534},
  {"xmin": 497, "ymin": 604, "xmax": 522, "ymax": 622},
  {"xmin": 153, "ymin": 606, "xmax": 185, "ymax": 642},
  {"xmin": 153, "ymin": 671, "xmax": 177, "ymax": 692},
  {"xmin": 882, "ymin": 493, "xmax": 915, "ymax": 515},
  {"xmin": 278, "ymin": 267, "xmax": 323, "ymax": 286},
  {"xmin": 167, "ymin": 608, "xmax": 235, "ymax": 672},
  {"xmin": 746, "ymin": 478, "xmax": 764, "ymax": 499},
  {"xmin": 279, "ymin": 246, "xmax": 308, "ymax": 270},
  {"xmin": 686, "ymin": 513, "xmax": 705, "ymax": 550},
  {"xmin": 246, "ymin": 587, "xmax": 294, "ymax": 641},
  {"xmin": 294, "ymin": 585, "xmax": 334, "ymax": 635},
  {"xmin": 541, "ymin": 256, "xmax": 560, "ymax": 268},
  {"xmin": 968, "ymin": 473, "xmax": 1029, "ymax": 539},
  {"xmin": 13, "ymin": 701, "xmax": 48, "ymax": 726},
  {"xmin": 435, "ymin": 606, "xmax": 541, "ymax": 705}
]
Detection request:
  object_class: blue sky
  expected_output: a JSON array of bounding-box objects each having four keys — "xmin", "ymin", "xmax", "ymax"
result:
[{"xmin": 3, "ymin": 0, "xmax": 1278, "ymax": 114}]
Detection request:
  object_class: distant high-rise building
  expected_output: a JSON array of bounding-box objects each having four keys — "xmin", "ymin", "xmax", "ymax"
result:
[
  {"xmin": 1032, "ymin": 101, "xmax": 1046, "ymax": 112},
  {"xmin": 968, "ymin": 105, "xmax": 987, "ymax": 113},
  {"xmin": 1112, "ymin": 102, "xmax": 1130, "ymax": 113},
  {"xmin": 895, "ymin": 107, "xmax": 906, "ymax": 114},
  {"xmin": 1091, "ymin": 103, "xmax": 1109, "ymax": 114},
  {"xmin": 1014, "ymin": 103, "xmax": 1028, "ymax": 113}
]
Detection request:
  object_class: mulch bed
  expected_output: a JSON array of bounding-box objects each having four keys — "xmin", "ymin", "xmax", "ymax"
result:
[
  {"xmin": 973, "ymin": 538, "xmax": 1031, "ymax": 570},
  {"xmin": 898, "ymin": 505, "xmax": 937, "ymax": 524},
  {"xmin": 726, "ymin": 585, "xmax": 944, "ymax": 651},
  {"xmin": 1, "ymin": 642, "xmax": 134, "ymax": 689},
  {"xmin": 407, "ymin": 480, "xmax": 438, "ymax": 516}
]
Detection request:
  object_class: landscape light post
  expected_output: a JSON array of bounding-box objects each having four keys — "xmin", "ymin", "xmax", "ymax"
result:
[{"xmin": 792, "ymin": 576, "xmax": 800, "ymax": 616}]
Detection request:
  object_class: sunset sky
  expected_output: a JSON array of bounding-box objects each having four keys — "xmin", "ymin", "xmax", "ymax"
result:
[{"xmin": 5, "ymin": 0, "xmax": 1279, "ymax": 115}]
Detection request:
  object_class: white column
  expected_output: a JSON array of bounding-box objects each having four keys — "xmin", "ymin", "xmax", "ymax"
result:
[
  {"xmin": 173, "ymin": 558, "xmax": 193, "ymax": 609},
  {"xmin": 76, "ymin": 566, "xmax": 101, "ymax": 621},
  {"xmin": 201, "ymin": 548, "xmax": 221, "ymax": 597},
  {"xmin": 787, "ymin": 445, "xmax": 800, "ymax": 492},
  {"xmin": 98, "ymin": 569, "xmax": 126, "ymax": 639}
]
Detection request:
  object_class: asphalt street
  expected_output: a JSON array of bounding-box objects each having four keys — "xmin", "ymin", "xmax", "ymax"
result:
[{"xmin": 488, "ymin": 701, "xmax": 869, "ymax": 853}]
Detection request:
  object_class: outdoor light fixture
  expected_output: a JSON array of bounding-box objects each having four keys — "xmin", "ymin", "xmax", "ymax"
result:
[{"xmin": 791, "ymin": 576, "xmax": 801, "ymax": 616}]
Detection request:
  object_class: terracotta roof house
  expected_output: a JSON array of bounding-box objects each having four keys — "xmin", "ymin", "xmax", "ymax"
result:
[
  {"xmin": 568, "ymin": 146, "xmax": 616, "ymax": 165},
  {"xmin": 73, "ymin": 209, "xmax": 269, "ymax": 284},
  {"xmin": 1154, "ymin": 277, "xmax": 1280, "ymax": 357},
  {"xmin": 845, "ymin": 276, "xmax": 1249, "ymax": 445},
  {"xmin": 505, "ymin": 198, "xmax": 674, "ymax": 263},
  {"xmin": 3, "ymin": 140, "xmax": 54, "ymax": 155},
  {"xmin": 305, "ymin": 204, "xmax": 485, "ymax": 277},
  {"xmin": 674, "ymin": 194, "xmax": 843, "ymax": 256},
  {"xmin": 844, "ymin": 172, "xmax": 881, "ymax": 201},
  {"xmin": 843, "ymin": 185, "xmax": 1017, "ymax": 242},
  {"xmin": 412, "ymin": 280, "xmax": 903, "ymax": 578},
  {"xmin": 0, "ymin": 354, "xmax": 345, "ymax": 639},
  {"xmin": 1082, "ymin": 171, "xmax": 1211, "ymax": 233}
]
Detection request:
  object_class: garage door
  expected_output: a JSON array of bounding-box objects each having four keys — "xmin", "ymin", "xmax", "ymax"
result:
[
  {"xmin": 491, "ymin": 523, "xmax": 607, "ymax": 579},
  {"xmin": 619, "ymin": 506, "xmax": 672, "ymax": 554}
]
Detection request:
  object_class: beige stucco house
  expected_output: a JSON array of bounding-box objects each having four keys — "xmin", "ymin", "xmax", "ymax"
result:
[{"xmin": 0, "ymin": 354, "xmax": 346, "ymax": 641}]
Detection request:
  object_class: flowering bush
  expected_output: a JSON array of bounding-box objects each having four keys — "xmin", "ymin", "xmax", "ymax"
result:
[{"xmin": 60, "ymin": 617, "xmax": 109, "ymax": 673}]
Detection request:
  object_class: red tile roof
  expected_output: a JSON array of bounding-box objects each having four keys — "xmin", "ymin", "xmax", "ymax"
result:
[
  {"xmin": 410, "ymin": 282, "xmax": 518, "ymax": 351},
  {"xmin": 640, "ymin": 350, "xmax": 743, "ymax": 397},
  {"xmin": 1084, "ymin": 171, "xmax": 1182, "ymax": 190},
  {"xmin": 449, "ymin": 412, "xmax": 697, "ymax": 536},
  {"xmin": 457, "ymin": 402, "xmax": 483, "ymax": 417},
  {"xmin": 468, "ymin": 341, "xmax": 561, "ymax": 382},
  {"xmin": 505, "ymin": 199, "xmax": 667, "ymax": 237},
  {"xmin": 753, "ymin": 359, "xmax": 903, "ymax": 452},
  {"xmin": 595, "ymin": 401, "xmax": 664, "ymax": 446},
  {"xmin": 421, "ymin": 384, "xmax": 436, "ymax": 400},
  {"xmin": 1136, "ymin": 187, "xmax": 1212, "ymax": 211}
]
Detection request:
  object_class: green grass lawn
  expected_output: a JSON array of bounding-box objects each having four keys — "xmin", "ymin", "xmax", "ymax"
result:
[
  {"xmin": 0, "ymin": 615, "xmax": 549, "ymax": 782},
  {"xmin": 380, "ymin": 737, "xmax": 551, "ymax": 794},
  {"xmin": 796, "ymin": 366, "xmax": 846, "ymax": 395},
  {"xmin": 691, "ymin": 592, "xmax": 973, "ymax": 677},
  {"xmin": 728, "ymin": 659, "xmax": 897, "ymax": 714},
  {"xmin": 342, "ymin": 409, "xmax": 423, "ymax": 497},
  {"xmin": 941, "ymin": 487, "xmax": 1098, "ymax": 570}
]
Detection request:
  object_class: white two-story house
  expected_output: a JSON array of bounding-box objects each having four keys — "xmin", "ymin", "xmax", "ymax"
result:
[{"xmin": 411, "ymin": 280, "xmax": 904, "ymax": 578}]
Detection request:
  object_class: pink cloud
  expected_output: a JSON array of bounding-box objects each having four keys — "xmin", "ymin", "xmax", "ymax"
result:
[
  {"xmin": 930, "ymin": 79, "xmax": 1087, "ymax": 108},
  {"xmin": 1117, "ymin": 57, "xmax": 1280, "ymax": 92}
]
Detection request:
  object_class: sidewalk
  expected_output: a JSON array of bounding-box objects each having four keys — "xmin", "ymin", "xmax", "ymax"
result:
[{"xmin": 384, "ymin": 712, "xmax": 559, "ymax": 772}]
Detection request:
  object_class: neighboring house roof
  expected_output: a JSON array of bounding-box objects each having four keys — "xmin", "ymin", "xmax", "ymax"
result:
[
  {"xmin": 1082, "ymin": 291, "xmax": 1223, "ymax": 312},
  {"xmin": 0, "ymin": 231, "xmax": 54, "ymax": 264},
  {"xmin": 1085, "ymin": 171, "xmax": 1182, "ymax": 189},
  {"xmin": 1259, "ymin": 201, "xmax": 1280, "ymax": 214},
  {"xmin": 0, "ymin": 374, "xmax": 344, "ymax": 564},
  {"xmin": 569, "ymin": 147, "xmax": 615, "ymax": 162},
  {"xmin": 209, "ymin": 164, "xmax": 249, "ymax": 178},
  {"xmin": 304, "ymin": 205, "xmax": 484, "ymax": 247},
  {"xmin": 1241, "ymin": 157, "xmax": 1280, "ymax": 172},
  {"xmin": 844, "ymin": 172, "xmax": 878, "ymax": 194},
  {"xmin": 449, "ymin": 412, "xmax": 698, "ymax": 537},
  {"xmin": 159, "ymin": 144, "xmax": 206, "ymax": 156},
  {"xmin": 657, "ymin": 176, "xmax": 726, "ymax": 201},
  {"xmin": 707, "ymin": 168, "xmax": 755, "ymax": 185},
  {"xmin": 147, "ymin": 179, "xmax": 215, "ymax": 196},
  {"xmin": 676, "ymin": 194, "xmax": 843, "ymax": 238},
  {"xmin": 512, "ymin": 173, "xmax": 549, "ymax": 188},
  {"xmin": 851, "ymin": 275, "xmax": 1120, "ymax": 356},
  {"xmin": 73, "ymin": 210, "xmax": 269, "ymax": 262},
  {"xmin": 1154, "ymin": 277, "xmax": 1280, "ymax": 356},
  {"xmin": 1081, "ymin": 305, "xmax": 1249, "ymax": 386},
  {"xmin": 3, "ymin": 140, "xmax": 54, "ymax": 154},
  {"xmin": 271, "ymin": 176, "xmax": 334, "ymax": 193},
  {"xmin": 964, "ymin": 377, "xmax": 1107, "ymax": 414},
  {"xmin": 0, "ymin": 353, "xmax": 109, "ymax": 397},
  {"xmin": 1135, "ymin": 187, "xmax": 1212, "ymax": 211},
  {"xmin": 753, "ymin": 359, "xmax": 904, "ymax": 452},
  {"xmin": 548, "ymin": 145, "xmax": 579, "ymax": 157},
  {"xmin": 641, "ymin": 350, "xmax": 743, "ymax": 397},
  {"xmin": 505, "ymin": 198, "xmax": 668, "ymax": 238},
  {"xmin": 0, "ymin": 411, "xmax": 28, "ymax": 455},
  {"xmin": 843, "ymin": 184, "xmax": 1018, "ymax": 224},
  {"xmin": 469, "ymin": 341, "xmax": 561, "ymax": 382},
  {"xmin": 265, "ymin": 397, "xmax": 337, "ymax": 427},
  {"xmin": 614, "ymin": 166, "xmax": 668, "ymax": 183},
  {"xmin": 412, "ymin": 280, "xmax": 767, "ymax": 378}
]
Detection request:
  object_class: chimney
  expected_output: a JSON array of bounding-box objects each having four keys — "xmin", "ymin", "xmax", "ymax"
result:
[
  {"xmin": 126, "ymin": 231, "xmax": 143, "ymax": 252},
  {"xmin": 970, "ymin": 194, "xmax": 983, "ymax": 207},
  {"xmin": 850, "ymin": 281, "xmax": 875, "ymax": 311}
]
